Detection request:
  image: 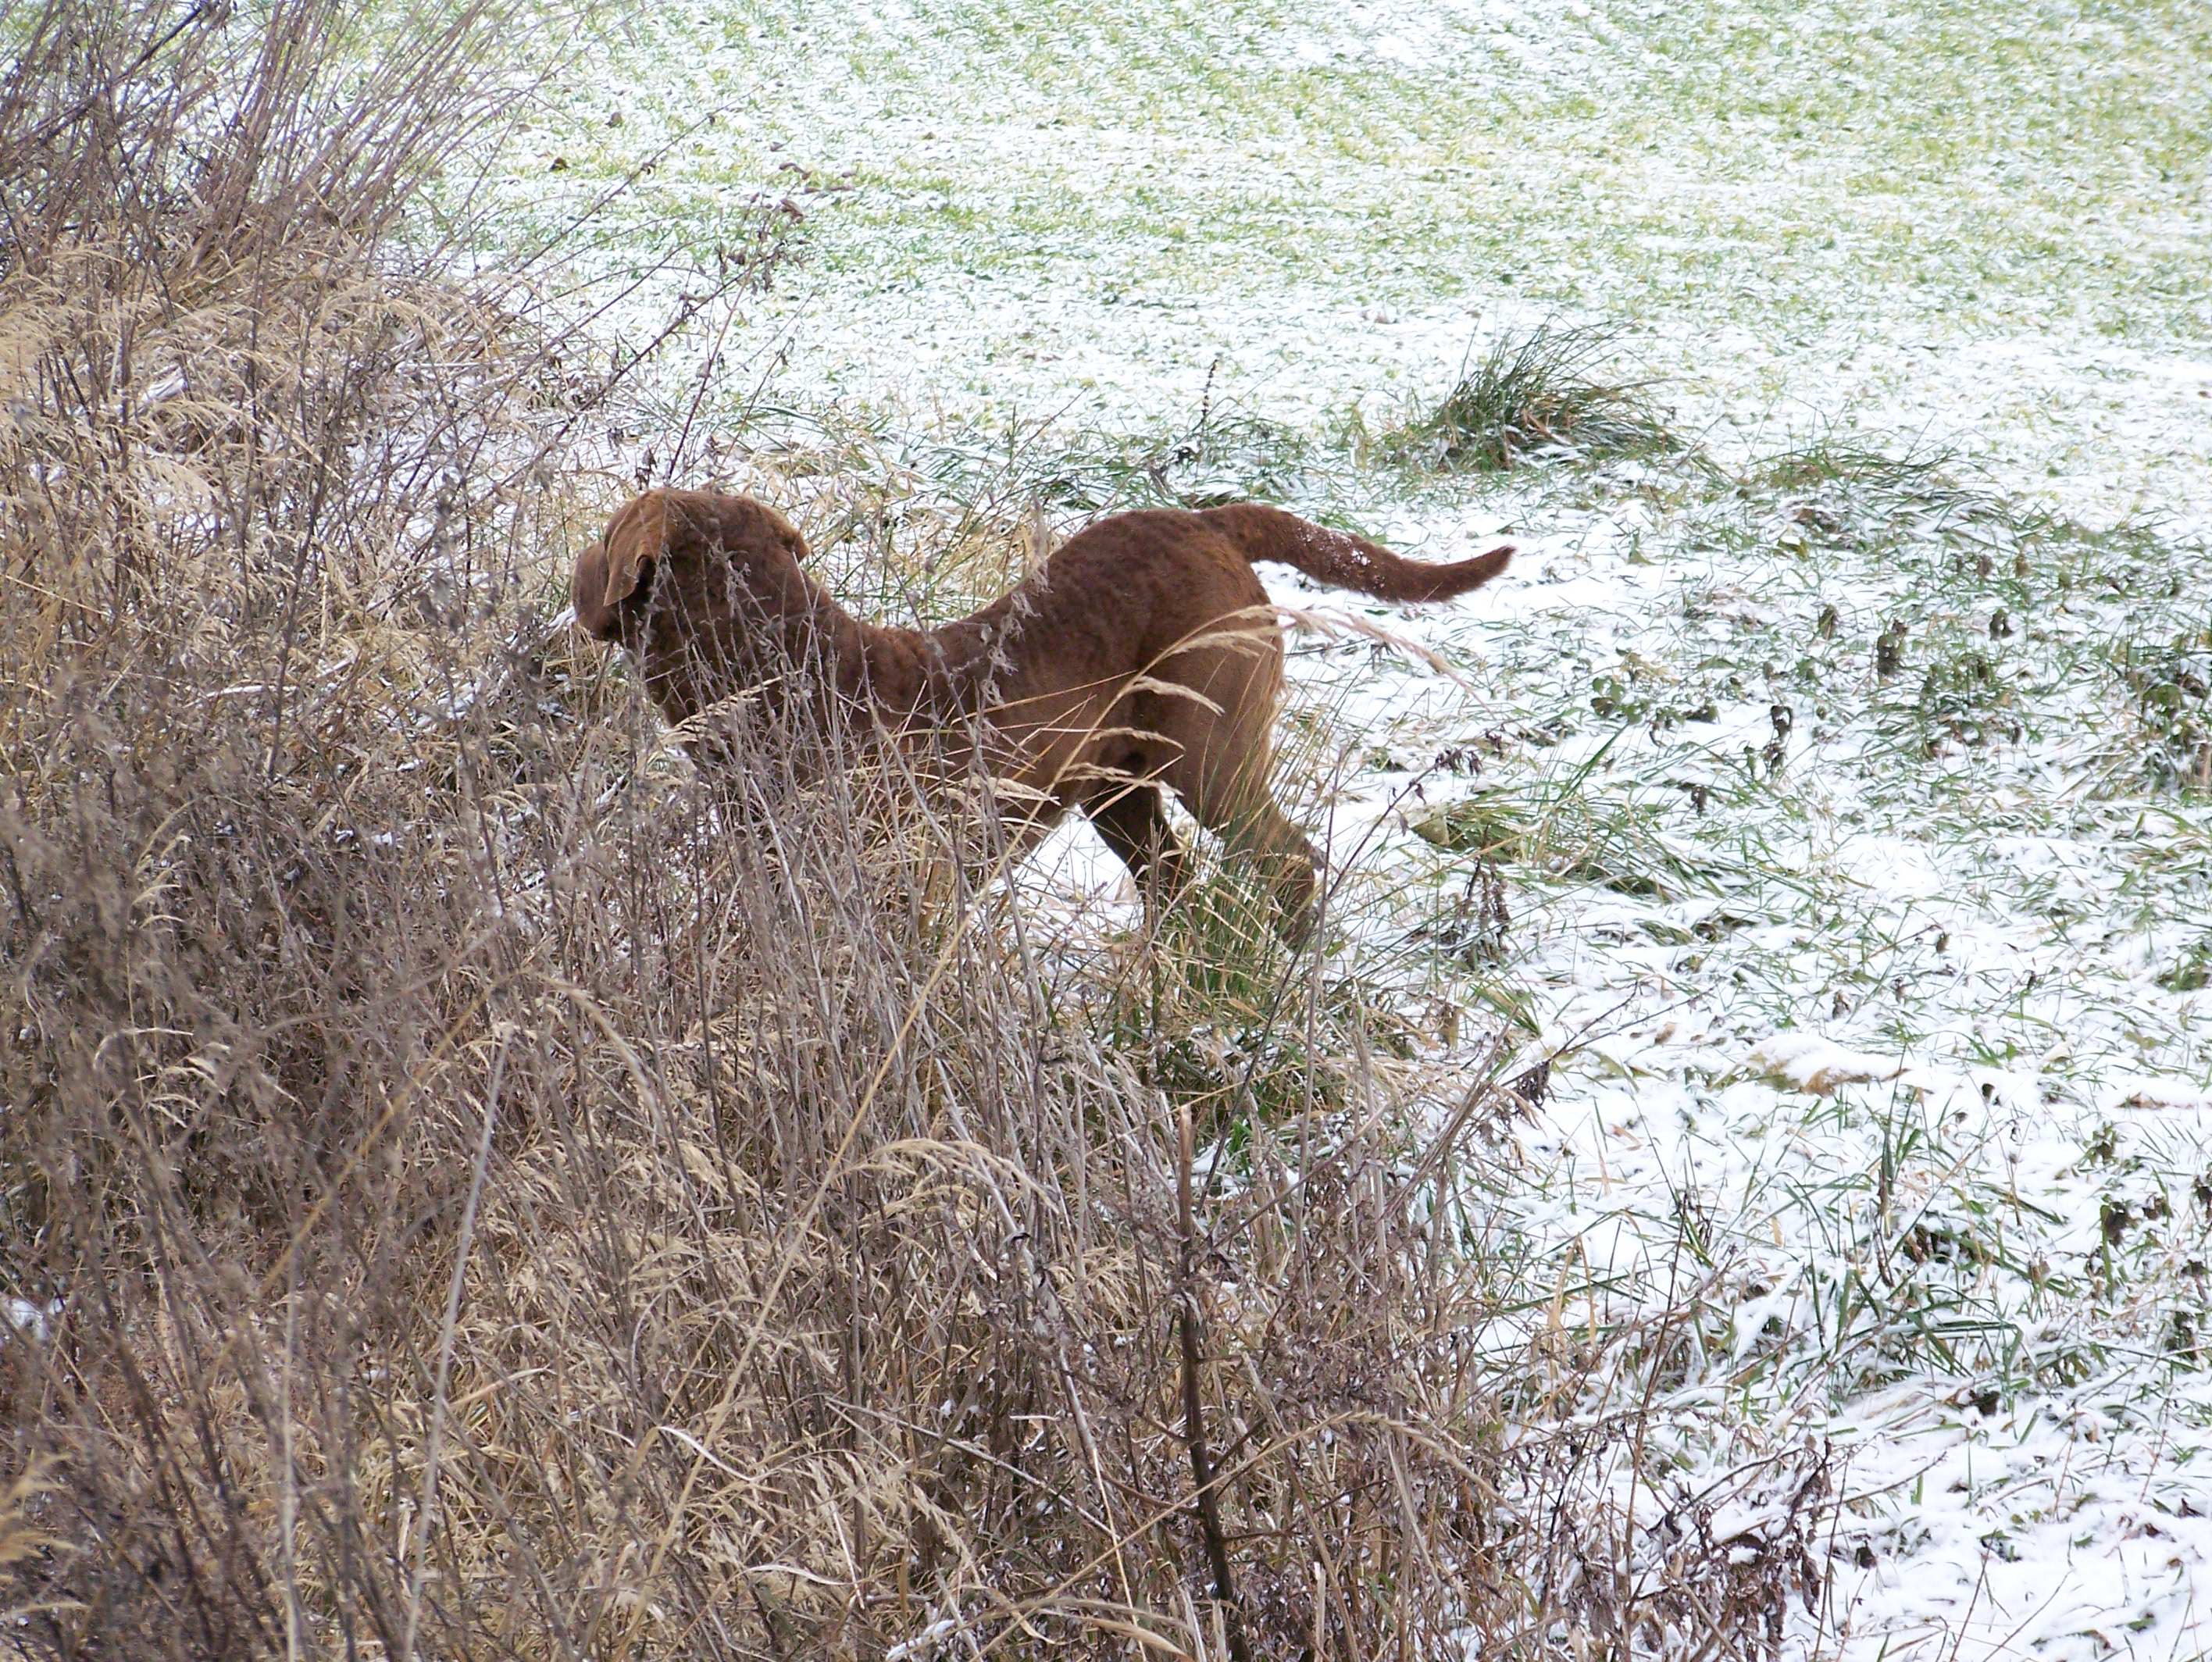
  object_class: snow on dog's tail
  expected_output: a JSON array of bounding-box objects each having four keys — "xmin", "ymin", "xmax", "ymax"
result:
[{"xmin": 1201, "ymin": 501, "xmax": 1512, "ymax": 603}]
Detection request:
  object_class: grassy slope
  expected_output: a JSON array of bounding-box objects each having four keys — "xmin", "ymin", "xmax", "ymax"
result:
[
  {"xmin": 499, "ymin": 0, "xmax": 2210, "ymax": 498},
  {"xmin": 523, "ymin": 0, "xmax": 2211, "ymax": 320}
]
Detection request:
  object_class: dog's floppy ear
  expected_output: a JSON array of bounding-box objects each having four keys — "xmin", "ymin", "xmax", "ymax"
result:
[
  {"xmin": 599, "ymin": 489, "xmax": 670, "ymax": 609},
  {"xmin": 573, "ymin": 490, "xmax": 669, "ymax": 640}
]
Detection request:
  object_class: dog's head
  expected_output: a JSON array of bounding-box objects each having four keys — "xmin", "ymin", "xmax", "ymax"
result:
[
  {"xmin": 573, "ymin": 489, "xmax": 848, "ymax": 728},
  {"xmin": 573, "ymin": 489, "xmax": 812, "ymax": 646}
]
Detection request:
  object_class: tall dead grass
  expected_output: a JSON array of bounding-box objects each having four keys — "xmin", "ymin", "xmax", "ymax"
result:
[{"xmin": 0, "ymin": 3, "xmax": 1827, "ymax": 1656}]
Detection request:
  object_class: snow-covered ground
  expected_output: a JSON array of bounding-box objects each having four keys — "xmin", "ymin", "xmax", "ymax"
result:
[
  {"xmin": 1282, "ymin": 478, "xmax": 2212, "ymax": 1660},
  {"xmin": 480, "ymin": 0, "xmax": 2212, "ymax": 1653}
]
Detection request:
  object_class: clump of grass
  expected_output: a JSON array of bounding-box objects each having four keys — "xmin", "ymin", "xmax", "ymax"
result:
[
  {"xmin": 2083, "ymin": 577, "xmax": 2212, "ymax": 794},
  {"xmin": 1411, "ymin": 771, "xmax": 1709, "ymax": 901},
  {"xmin": 1737, "ymin": 434, "xmax": 2057, "ymax": 583},
  {"xmin": 1747, "ymin": 436, "xmax": 1961, "ymax": 500},
  {"xmin": 1014, "ymin": 399, "xmax": 1320, "ymax": 515},
  {"xmin": 1383, "ymin": 323, "xmax": 1673, "ymax": 473}
]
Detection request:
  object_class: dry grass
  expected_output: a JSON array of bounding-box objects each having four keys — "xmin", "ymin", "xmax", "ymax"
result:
[{"xmin": 0, "ymin": 4, "xmax": 1828, "ymax": 1657}]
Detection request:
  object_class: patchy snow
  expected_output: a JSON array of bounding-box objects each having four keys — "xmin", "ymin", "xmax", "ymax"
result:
[
  {"xmin": 1252, "ymin": 469, "xmax": 2212, "ymax": 1655},
  {"xmin": 1743, "ymin": 1033, "xmax": 1909, "ymax": 1095},
  {"xmin": 487, "ymin": 0, "xmax": 2212, "ymax": 525},
  {"xmin": 480, "ymin": 0, "xmax": 2212, "ymax": 1652}
]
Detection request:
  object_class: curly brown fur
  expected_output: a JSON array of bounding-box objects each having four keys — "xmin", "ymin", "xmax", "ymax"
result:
[{"xmin": 573, "ymin": 490, "xmax": 1511, "ymax": 936}]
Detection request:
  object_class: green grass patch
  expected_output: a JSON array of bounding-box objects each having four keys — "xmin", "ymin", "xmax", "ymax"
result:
[{"xmin": 1380, "ymin": 324, "xmax": 1675, "ymax": 474}]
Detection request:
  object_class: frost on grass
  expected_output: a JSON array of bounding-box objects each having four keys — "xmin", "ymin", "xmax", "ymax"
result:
[{"xmin": 1252, "ymin": 426, "xmax": 2212, "ymax": 1660}]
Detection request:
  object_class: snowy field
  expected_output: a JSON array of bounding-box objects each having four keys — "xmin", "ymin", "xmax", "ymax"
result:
[{"xmin": 482, "ymin": 1, "xmax": 2212, "ymax": 1654}]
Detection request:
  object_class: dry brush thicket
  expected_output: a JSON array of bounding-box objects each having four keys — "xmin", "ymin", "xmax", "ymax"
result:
[{"xmin": 0, "ymin": 3, "xmax": 1826, "ymax": 1656}]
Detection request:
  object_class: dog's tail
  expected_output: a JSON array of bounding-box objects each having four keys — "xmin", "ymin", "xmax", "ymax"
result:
[{"xmin": 1201, "ymin": 501, "xmax": 1512, "ymax": 603}]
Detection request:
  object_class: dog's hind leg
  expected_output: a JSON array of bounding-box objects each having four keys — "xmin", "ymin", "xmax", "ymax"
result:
[
  {"xmin": 1143, "ymin": 658, "xmax": 1323, "ymax": 943},
  {"xmin": 1218, "ymin": 799, "xmax": 1321, "ymax": 943},
  {"xmin": 1175, "ymin": 755, "xmax": 1321, "ymax": 943},
  {"xmin": 1083, "ymin": 780, "xmax": 1188, "ymax": 911}
]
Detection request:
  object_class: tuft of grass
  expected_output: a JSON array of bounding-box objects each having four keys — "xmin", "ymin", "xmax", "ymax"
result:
[
  {"xmin": 1018, "ymin": 400, "xmax": 1322, "ymax": 515},
  {"xmin": 1410, "ymin": 769, "xmax": 1711, "ymax": 903},
  {"xmin": 1747, "ymin": 436, "xmax": 1961, "ymax": 498},
  {"xmin": 1382, "ymin": 323, "xmax": 1674, "ymax": 474}
]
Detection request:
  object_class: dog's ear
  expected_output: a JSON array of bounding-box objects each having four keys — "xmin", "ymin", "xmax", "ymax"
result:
[
  {"xmin": 599, "ymin": 489, "xmax": 670, "ymax": 609},
  {"xmin": 573, "ymin": 491, "xmax": 673, "ymax": 639}
]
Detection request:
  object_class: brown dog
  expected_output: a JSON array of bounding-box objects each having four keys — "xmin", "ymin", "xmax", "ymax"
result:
[{"xmin": 573, "ymin": 490, "xmax": 1511, "ymax": 936}]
